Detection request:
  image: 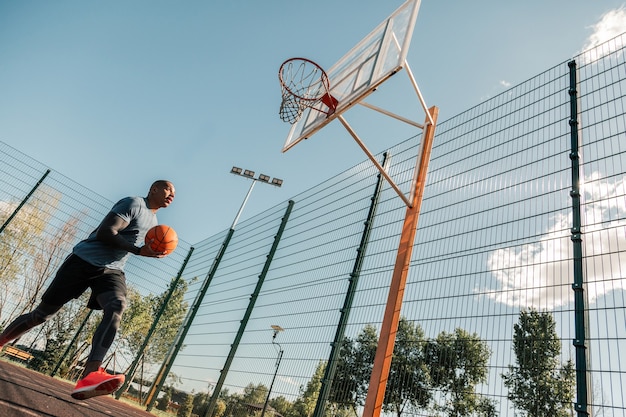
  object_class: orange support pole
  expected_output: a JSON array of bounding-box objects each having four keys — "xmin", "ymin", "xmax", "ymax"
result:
[{"xmin": 362, "ymin": 106, "xmax": 438, "ymax": 417}]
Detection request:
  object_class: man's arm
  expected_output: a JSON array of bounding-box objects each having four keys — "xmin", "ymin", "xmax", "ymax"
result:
[{"xmin": 95, "ymin": 212, "xmax": 164, "ymax": 257}]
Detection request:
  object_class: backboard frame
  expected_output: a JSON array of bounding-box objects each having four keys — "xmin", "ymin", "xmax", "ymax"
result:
[{"xmin": 282, "ymin": 0, "xmax": 423, "ymax": 154}]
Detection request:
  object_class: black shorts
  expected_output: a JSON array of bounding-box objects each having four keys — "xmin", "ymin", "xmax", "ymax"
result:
[{"xmin": 42, "ymin": 254, "xmax": 127, "ymax": 310}]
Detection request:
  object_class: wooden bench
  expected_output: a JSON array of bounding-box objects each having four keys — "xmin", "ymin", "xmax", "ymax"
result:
[{"xmin": 2, "ymin": 345, "xmax": 34, "ymax": 362}]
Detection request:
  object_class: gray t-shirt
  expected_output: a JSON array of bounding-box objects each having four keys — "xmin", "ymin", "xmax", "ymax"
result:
[{"xmin": 73, "ymin": 196, "xmax": 157, "ymax": 270}]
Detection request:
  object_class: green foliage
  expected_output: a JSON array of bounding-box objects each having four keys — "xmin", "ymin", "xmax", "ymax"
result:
[
  {"xmin": 241, "ymin": 382, "xmax": 269, "ymax": 405},
  {"xmin": 177, "ymin": 392, "xmax": 194, "ymax": 417},
  {"xmin": 0, "ymin": 195, "xmax": 51, "ymax": 294},
  {"xmin": 149, "ymin": 277, "xmax": 191, "ymax": 360},
  {"xmin": 331, "ymin": 319, "xmax": 494, "ymax": 417},
  {"xmin": 384, "ymin": 318, "xmax": 431, "ymax": 416},
  {"xmin": 28, "ymin": 336, "xmax": 65, "ymax": 373},
  {"xmin": 501, "ymin": 309, "xmax": 575, "ymax": 417},
  {"xmin": 212, "ymin": 383, "xmax": 272, "ymax": 417},
  {"xmin": 119, "ymin": 288, "xmax": 153, "ymax": 351},
  {"xmin": 0, "ymin": 190, "xmax": 76, "ymax": 326},
  {"xmin": 330, "ymin": 324, "xmax": 377, "ymax": 410},
  {"xmin": 33, "ymin": 290, "xmax": 94, "ymax": 376},
  {"xmin": 118, "ymin": 277, "xmax": 190, "ymax": 366},
  {"xmin": 269, "ymin": 396, "xmax": 293, "ymax": 417},
  {"xmin": 157, "ymin": 386, "xmax": 172, "ymax": 411},
  {"xmin": 425, "ymin": 328, "xmax": 495, "ymax": 416},
  {"xmin": 192, "ymin": 391, "xmax": 210, "ymax": 416},
  {"xmin": 292, "ymin": 361, "xmax": 325, "ymax": 417}
]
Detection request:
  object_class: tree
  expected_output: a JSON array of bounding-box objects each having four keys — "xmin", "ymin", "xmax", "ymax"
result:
[
  {"xmin": 178, "ymin": 392, "xmax": 194, "ymax": 417},
  {"xmin": 116, "ymin": 276, "xmax": 190, "ymax": 368},
  {"xmin": 292, "ymin": 361, "xmax": 325, "ymax": 417},
  {"xmin": 501, "ymin": 309, "xmax": 575, "ymax": 417},
  {"xmin": 332, "ymin": 319, "xmax": 431, "ymax": 417},
  {"xmin": 221, "ymin": 383, "xmax": 270, "ymax": 417},
  {"xmin": 426, "ymin": 328, "xmax": 495, "ymax": 416},
  {"xmin": 318, "ymin": 320, "xmax": 495, "ymax": 416},
  {"xmin": 0, "ymin": 189, "xmax": 65, "ymax": 325},
  {"xmin": 269, "ymin": 395, "xmax": 294, "ymax": 417},
  {"xmin": 118, "ymin": 287, "xmax": 153, "ymax": 354},
  {"xmin": 145, "ymin": 276, "xmax": 192, "ymax": 361},
  {"xmin": 157, "ymin": 386, "xmax": 173, "ymax": 412},
  {"xmin": 192, "ymin": 391, "xmax": 211, "ymax": 416},
  {"xmin": 28, "ymin": 296, "xmax": 93, "ymax": 374},
  {"xmin": 383, "ymin": 318, "xmax": 431, "ymax": 417},
  {"xmin": 196, "ymin": 387, "xmax": 230, "ymax": 417},
  {"xmin": 157, "ymin": 373, "xmax": 183, "ymax": 412},
  {"xmin": 330, "ymin": 324, "xmax": 378, "ymax": 412},
  {"xmin": 24, "ymin": 215, "xmax": 81, "ymax": 315},
  {"xmin": 241, "ymin": 382, "xmax": 269, "ymax": 405},
  {"xmin": 0, "ymin": 188, "xmax": 89, "ymax": 374}
]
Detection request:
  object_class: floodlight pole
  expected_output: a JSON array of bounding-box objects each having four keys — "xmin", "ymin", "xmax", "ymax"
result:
[
  {"xmin": 200, "ymin": 168, "xmax": 285, "ymax": 417},
  {"xmin": 232, "ymin": 180, "xmax": 256, "ymax": 229},
  {"xmin": 229, "ymin": 167, "xmax": 283, "ymax": 229},
  {"xmin": 146, "ymin": 167, "xmax": 282, "ymax": 412}
]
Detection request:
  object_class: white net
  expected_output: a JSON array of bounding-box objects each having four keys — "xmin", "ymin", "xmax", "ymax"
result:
[
  {"xmin": 279, "ymin": 58, "xmax": 330, "ymax": 124},
  {"xmin": 279, "ymin": 88, "xmax": 307, "ymax": 124}
]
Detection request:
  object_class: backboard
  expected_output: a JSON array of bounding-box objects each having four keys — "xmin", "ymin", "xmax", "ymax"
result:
[{"xmin": 282, "ymin": 0, "xmax": 422, "ymax": 153}]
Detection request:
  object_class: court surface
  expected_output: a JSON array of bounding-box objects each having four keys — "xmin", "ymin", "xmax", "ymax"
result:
[{"xmin": 0, "ymin": 360, "xmax": 154, "ymax": 417}]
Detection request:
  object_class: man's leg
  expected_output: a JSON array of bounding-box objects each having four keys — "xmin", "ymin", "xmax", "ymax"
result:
[
  {"xmin": 0, "ymin": 302, "xmax": 61, "ymax": 347},
  {"xmin": 71, "ymin": 290, "xmax": 127, "ymax": 400},
  {"xmin": 82, "ymin": 291, "xmax": 127, "ymax": 378}
]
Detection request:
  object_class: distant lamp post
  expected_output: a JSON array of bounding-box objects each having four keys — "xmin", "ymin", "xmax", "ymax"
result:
[
  {"xmin": 260, "ymin": 325, "xmax": 285, "ymax": 417},
  {"xmin": 230, "ymin": 167, "xmax": 283, "ymax": 229},
  {"xmin": 204, "ymin": 382, "xmax": 215, "ymax": 415}
]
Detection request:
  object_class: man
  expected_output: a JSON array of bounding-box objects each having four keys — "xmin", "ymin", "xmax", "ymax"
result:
[{"xmin": 0, "ymin": 180, "xmax": 175, "ymax": 399}]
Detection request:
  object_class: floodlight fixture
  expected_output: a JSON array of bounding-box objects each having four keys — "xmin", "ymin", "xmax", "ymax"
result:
[
  {"xmin": 229, "ymin": 167, "xmax": 284, "ymax": 229},
  {"xmin": 231, "ymin": 166, "xmax": 283, "ymax": 187}
]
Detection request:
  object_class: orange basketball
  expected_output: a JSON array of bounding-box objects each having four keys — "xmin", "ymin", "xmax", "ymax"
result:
[{"xmin": 145, "ymin": 225, "xmax": 178, "ymax": 254}]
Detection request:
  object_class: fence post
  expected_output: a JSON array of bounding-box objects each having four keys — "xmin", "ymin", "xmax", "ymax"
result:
[
  {"xmin": 116, "ymin": 246, "xmax": 195, "ymax": 399},
  {"xmin": 313, "ymin": 153, "xmax": 390, "ymax": 417},
  {"xmin": 568, "ymin": 59, "xmax": 590, "ymax": 417},
  {"xmin": 202, "ymin": 200, "xmax": 295, "ymax": 417},
  {"xmin": 145, "ymin": 229, "xmax": 234, "ymax": 411},
  {"xmin": 0, "ymin": 169, "xmax": 51, "ymax": 236}
]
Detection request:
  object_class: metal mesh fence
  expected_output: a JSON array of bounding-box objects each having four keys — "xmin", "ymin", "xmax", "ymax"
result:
[{"xmin": 1, "ymin": 33, "xmax": 625, "ymax": 417}]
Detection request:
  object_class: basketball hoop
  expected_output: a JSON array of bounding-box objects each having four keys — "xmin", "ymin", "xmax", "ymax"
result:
[{"xmin": 279, "ymin": 58, "xmax": 338, "ymax": 124}]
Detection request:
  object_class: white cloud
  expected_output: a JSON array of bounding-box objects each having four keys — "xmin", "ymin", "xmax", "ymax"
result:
[
  {"xmin": 484, "ymin": 172, "xmax": 626, "ymax": 310},
  {"xmin": 580, "ymin": 6, "xmax": 626, "ymax": 63},
  {"xmin": 277, "ymin": 374, "xmax": 300, "ymax": 387},
  {"xmin": 500, "ymin": 80, "xmax": 511, "ymax": 88}
]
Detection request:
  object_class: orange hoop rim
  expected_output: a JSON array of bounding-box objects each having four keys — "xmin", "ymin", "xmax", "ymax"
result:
[{"xmin": 278, "ymin": 57, "xmax": 331, "ymax": 102}]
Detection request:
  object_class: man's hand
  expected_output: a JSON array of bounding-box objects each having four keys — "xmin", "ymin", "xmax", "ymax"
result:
[{"xmin": 139, "ymin": 240, "xmax": 168, "ymax": 258}]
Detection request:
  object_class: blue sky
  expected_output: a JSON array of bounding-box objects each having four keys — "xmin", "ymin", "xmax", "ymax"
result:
[{"xmin": 1, "ymin": 0, "xmax": 625, "ymax": 244}]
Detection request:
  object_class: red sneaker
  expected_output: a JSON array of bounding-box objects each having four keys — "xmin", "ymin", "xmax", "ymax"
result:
[{"xmin": 71, "ymin": 368, "xmax": 125, "ymax": 400}]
